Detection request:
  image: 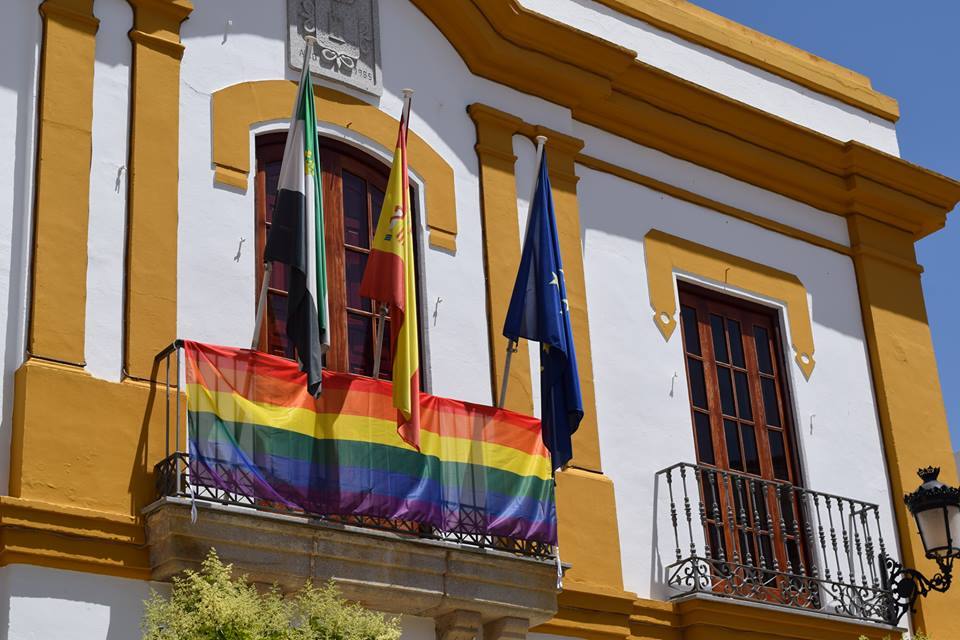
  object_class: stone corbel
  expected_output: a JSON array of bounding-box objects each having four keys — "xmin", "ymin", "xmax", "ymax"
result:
[
  {"xmin": 483, "ymin": 617, "xmax": 528, "ymax": 640},
  {"xmin": 435, "ymin": 610, "xmax": 481, "ymax": 640}
]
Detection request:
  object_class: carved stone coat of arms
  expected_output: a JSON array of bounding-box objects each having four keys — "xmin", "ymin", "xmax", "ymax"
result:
[{"xmin": 288, "ymin": 0, "xmax": 382, "ymax": 96}]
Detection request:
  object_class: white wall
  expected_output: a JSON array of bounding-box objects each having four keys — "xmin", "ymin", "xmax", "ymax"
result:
[
  {"xmin": 85, "ymin": 0, "xmax": 133, "ymax": 382},
  {"xmin": 573, "ymin": 121, "xmax": 850, "ymax": 248},
  {"xmin": 0, "ymin": 1, "xmax": 40, "ymax": 496},
  {"xmin": 576, "ymin": 160, "xmax": 900, "ymax": 599},
  {"xmin": 0, "ymin": 565, "xmax": 156, "ymax": 640},
  {"xmin": 519, "ymin": 0, "xmax": 900, "ymax": 155}
]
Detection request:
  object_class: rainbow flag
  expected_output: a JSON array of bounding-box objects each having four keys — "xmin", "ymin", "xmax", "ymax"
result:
[{"xmin": 183, "ymin": 341, "xmax": 557, "ymax": 544}]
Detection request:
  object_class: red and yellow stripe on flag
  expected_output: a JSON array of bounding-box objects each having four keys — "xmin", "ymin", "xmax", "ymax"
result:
[{"xmin": 359, "ymin": 101, "xmax": 420, "ymax": 449}]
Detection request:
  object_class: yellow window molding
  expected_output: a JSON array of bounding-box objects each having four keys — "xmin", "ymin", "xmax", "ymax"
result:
[
  {"xmin": 644, "ymin": 229, "xmax": 816, "ymax": 379},
  {"xmin": 211, "ymin": 80, "xmax": 458, "ymax": 252}
]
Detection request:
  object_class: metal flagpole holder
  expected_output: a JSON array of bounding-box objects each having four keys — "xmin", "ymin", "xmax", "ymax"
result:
[
  {"xmin": 371, "ymin": 88, "xmax": 414, "ymax": 379},
  {"xmin": 497, "ymin": 135, "xmax": 547, "ymax": 408},
  {"xmin": 251, "ymin": 34, "xmax": 318, "ymax": 351}
]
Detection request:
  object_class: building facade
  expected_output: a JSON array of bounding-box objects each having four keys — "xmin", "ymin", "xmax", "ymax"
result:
[{"xmin": 1, "ymin": 1, "xmax": 959, "ymax": 638}]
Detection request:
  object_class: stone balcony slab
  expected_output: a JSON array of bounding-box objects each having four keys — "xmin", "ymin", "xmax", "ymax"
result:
[{"xmin": 143, "ymin": 497, "xmax": 558, "ymax": 626}]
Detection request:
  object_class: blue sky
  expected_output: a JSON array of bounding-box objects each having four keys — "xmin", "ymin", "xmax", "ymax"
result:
[{"xmin": 688, "ymin": 1, "xmax": 960, "ymax": 452}]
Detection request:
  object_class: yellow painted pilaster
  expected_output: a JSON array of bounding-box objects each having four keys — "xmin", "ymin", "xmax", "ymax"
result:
[
  {"xmin": 468, "ymin": 104, "xmax": 534, "ymax": 415},
  {"xmin": 468, "ymin": 103, "xmax": 629, "ymax": 602},
  {"xmin": 29, "ymin": 0, "xmax": 99, "ymax": 365},
  {"xmin": 848, "ymin": 213, "xmax": 960, "ymax": 638},
  {"xmin": 124, "ymin": 0, "xmax": 192, "ymax": 379}
]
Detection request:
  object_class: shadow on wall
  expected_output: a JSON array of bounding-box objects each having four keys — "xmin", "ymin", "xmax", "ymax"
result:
[
  {"xmin": 3, "ymin": 564, "xmax": 162, "ymax": 640},
  {"xmin": 649, "ymin": 472, "xmax": 668, "ymax": 599}
]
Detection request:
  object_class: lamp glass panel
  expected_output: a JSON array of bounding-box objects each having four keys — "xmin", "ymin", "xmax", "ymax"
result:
[
  {"xmin": 948, "ymin": 504, "xmax": 960, "ymax": 554},
  {"xmin": 916, "ymin": 505, "xmax": 960, "ymax": 557}
]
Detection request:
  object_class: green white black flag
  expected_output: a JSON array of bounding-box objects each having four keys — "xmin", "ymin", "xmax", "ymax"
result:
[{"xmin": 263, "ymin": 43, "xmax": 329, "ymax": 395}]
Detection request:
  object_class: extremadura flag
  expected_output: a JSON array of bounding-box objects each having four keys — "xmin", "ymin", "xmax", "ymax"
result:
[{"xmin": 263, "ymin": 42, "xmax": 329, "ymax": 396}]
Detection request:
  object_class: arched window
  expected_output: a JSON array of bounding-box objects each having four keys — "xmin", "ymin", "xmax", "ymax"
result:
[{"xmin": 255, "ymin": 134, "xmax": 422, "ymax": 380}]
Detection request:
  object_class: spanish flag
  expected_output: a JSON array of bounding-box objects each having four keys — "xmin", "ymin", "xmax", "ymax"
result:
[{"xmin": 359, "ymin": 96, "xmax": 420, "ymax": 450}]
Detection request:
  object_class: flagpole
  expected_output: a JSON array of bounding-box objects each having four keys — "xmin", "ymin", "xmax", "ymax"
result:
[
  {"xmin": 372, "ymin": 303, "xmax": 388, "ymax": 378},
  {"xmin": 371, "ymin": 88, "xmax": 414, "ymax": 379},
  {"xmin": 251, "ymin": 262, "xmax": 273, "ymax": 349},
  {"xmin": 498, "ymin": 134, "xmax": 547, "ymax": 408},
  {"xmin": 251, "ymin": 35, "xmax": 318, "ymax": 351}
]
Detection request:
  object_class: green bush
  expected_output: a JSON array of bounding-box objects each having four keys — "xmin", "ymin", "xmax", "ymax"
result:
[
  {"xmin": 142, "ymin": 549, "xmax": 402, "ymax": 640},
  {"xmin": 858, "ymin": 633, "xmax": 931, "ymax": 640}
]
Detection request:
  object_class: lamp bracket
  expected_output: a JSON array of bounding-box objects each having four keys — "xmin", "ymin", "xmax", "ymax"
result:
[{"xmin": 880, "ymin": 553, "xmax": 954, "ymax": 624}]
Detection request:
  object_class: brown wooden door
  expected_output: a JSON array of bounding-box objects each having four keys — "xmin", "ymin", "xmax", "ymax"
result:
[
  {"xmin": 677, "ymin": 284, "xmax": 809, "ymax": 585},
  {"xmin": 254, "ymin": 134, "xmax": 401, "ymax": 379}
]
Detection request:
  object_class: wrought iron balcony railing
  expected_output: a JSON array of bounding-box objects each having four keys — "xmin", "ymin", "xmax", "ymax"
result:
[
  {"xmin": 153, "ymin": 341, "xmax": 555, "ymax": 561},
  {"xmin": 154, "ymin": 452, "xmax": 555, "ymax": 559},
  {"xmin": 657, "ymin": 461, "xmax": 898, "ymax": 625}
]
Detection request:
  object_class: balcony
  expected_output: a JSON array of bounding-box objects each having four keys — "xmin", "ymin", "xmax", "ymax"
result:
[
  {"xmin": 143, "ymin": 341, "xmax": 559, "ymax": 632},
  {"xmin": 657, "ymin": 461, "xmax": 899, "ymax": 625}
]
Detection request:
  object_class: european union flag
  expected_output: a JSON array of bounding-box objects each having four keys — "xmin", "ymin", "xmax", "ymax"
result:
[{"xmin": 503, "ymin": 149, "xmax": 583, "ymax": 471}]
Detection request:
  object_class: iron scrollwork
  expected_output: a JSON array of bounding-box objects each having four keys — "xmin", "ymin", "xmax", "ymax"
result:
[
  {"xmin": 880, "ymin": 552, "xmax": 954, "ymax": 624},
  {"xmin": 658, "ymin": 462, "xmax": 897, "ymax": 625}
]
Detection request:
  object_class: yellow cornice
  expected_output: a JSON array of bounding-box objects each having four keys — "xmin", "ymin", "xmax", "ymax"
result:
[
  {"xmin": 410, "ymin": 0, "xmax": 960, "ymax": 240},
  {"xmin": 593, "ymin": 0, "xmax": 899, "ymax": 120},
  {"xmin": 127, "ymin": 0, "xmax": 193, "ymax": 28}
]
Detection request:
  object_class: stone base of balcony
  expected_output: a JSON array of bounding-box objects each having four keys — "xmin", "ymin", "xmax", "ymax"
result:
[{"xmin": 143, "ymin": 498, "xmax": 559, "ymax": 628}]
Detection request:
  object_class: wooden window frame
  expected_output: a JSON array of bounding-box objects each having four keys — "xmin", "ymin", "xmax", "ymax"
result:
[
  {"xmin": 254, "ymin": 132, "xmax": 426, "ymax": 381},
  {"xmin": 677, "ymin": 281, "xmax": 811, "ymax": 585}
]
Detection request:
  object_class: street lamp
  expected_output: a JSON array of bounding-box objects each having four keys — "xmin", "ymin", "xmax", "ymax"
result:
[
  {"xmin": 881, "ymin": 466, "xmax": 960, "ymax": 624},
  {"xmin": 907, "ymin": 467, "xmax": 960, "ymax": 560}
]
